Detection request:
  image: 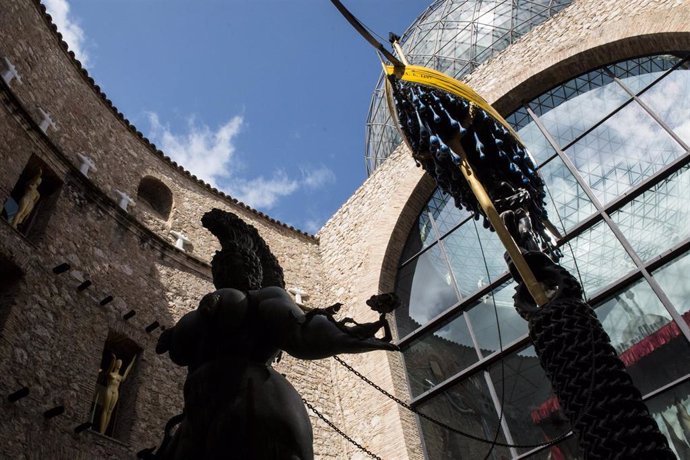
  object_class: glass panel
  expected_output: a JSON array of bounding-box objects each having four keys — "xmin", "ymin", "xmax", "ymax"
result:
[
  {"xmin": 400, "ymin": 208, "xmax": 437, "ymax": 264},
  {"xmin": 654, "ymin": 251, "xmax": 690, "ymax": 318},
  {"xmin": 524, "ymin": 436, "xmax": 580, "ymax": 459},
  {"xmin": 529, "ymin": 68, "xmax": 631, "ymax": 148},
  {"xmin": 506, "ymin": 106, "xmax": 557, "ymax": 166},
  {"xmin": 639, "ymin": 63, "xmax": 690, "ymax": 147},
  {"xmin": 395, "ymin": 245, "xmax": 459, "ymax": 339},
  {"xmin": 646, "ymin": 379, "xmax": 690, "ymax": 459},
  {"xmin": 611, "ymin": 164, "xmax": 690, "ymax": 262},
  {"xmin": 558, "ymin": 219, "xmax": 636, "ymax": 297},
  {"xmin": 594, "ymin": 278, "xmax": 690, "ymax": 394},
  {"xmin": 427, "ymin": 187, "xmax": 469, "ymax": 237},
  {"xmin": 402, "ymin": 310, "xmax": 479, "ymax": 397},
  {"xmin": 540, "ymin": 156, "xmax": 597, "ymax": 233},
  {"xmin": 417, "ymin": 372, "xmax": 510, "ymax": 460},
  {"xmin": 489, "ymin": 346, "xmax": 571, "ymax": 455},
  {"xmin": 444, "ymin": 220, "xmax": 508, "ymax": 298},
  {"xmin": 467, "ymin": 280, "xmax": 528, "ymax": 355},
  {"xmin": 608, "ymin": 55, "xmax": 682, "ymax": 95},
  {"xmin": 565, "ymin": 101, "xmax": 685, "ymax": 206}
]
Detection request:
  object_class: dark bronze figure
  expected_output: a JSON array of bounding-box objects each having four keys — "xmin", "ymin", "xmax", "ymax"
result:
[{"xmin": 151, "ymin": 209, "xmax": 398, "ymax": 460}]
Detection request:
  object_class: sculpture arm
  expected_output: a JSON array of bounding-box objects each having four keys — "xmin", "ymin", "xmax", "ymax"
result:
[
  {"xmin": 122, "ymin": 356, "xmax": 136, "ymax": 380},
  {"xmin": 256, "ymin": 287, "xmax": 398, "ymax": 360}
]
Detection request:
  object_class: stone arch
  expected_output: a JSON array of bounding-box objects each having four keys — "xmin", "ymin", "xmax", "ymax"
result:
[{"xmin": 137, "ymin": 176, "xmax": 173, "ymax": 220}]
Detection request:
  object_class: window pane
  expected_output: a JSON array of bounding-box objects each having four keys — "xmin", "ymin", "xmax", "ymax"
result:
[
  {"xmin": 488, "ymin": 346, "xmax": 570, "ymax": 454},
  {"xmin": 645, "ymin": 379, "xmax": 690, "ymax": 459},
  {"xmin": 506, "ymin": 107, "xmax": 557, "ymax": 166},
  {"xmin": 565, "ymin": 101, "xmax": 685, "ymax": 206},
  {"xmin": 444, "ymin": 220, "xmax": 507, "ymax": 298},
  {"xmin": 540, "ymin": 155, "xmax": 597, "ymax": 233},
  {"xmin": 524, "ymin": 436, "xmax": 580, "ymax": 459},
  {"xmin": 639, "ymin": 63, "xmax": 690, "ymax": 147},
  {"xmin": 594, "ymin": 279, "xmax": 690, "ymax": 394},
  {"xmin": 558, "ymin": 219, "xmax": 636, "ymax": 297},
  {"xmin": 400, "ymin": 209, "xmax": 437, "ymax": 264},
  {"xmin": 608, "ymin": 54, "xmax": 682, "ymax": 95},
  {"xmin": 611, "ymin": 164, "xmax": 690, "ymax": 262},
  {"xmin": 417, "ymin": 372, "xmax": 510, "ymax": 460},
  {"xmin": 466, "ymin": 280, "xmax": 528, "ymax": 354},
  {"xmin": 402, "ymin": 310, "xmax": 478, "ymax": 397},
  {"xmin": 428, "ymin": 187, "xmax": 469, "ymax": 237},
  {"xmin": 529, "ymin": 69, "xmax": 630, "ymax": 148},
  {"xmin": 654, "ymin": 251, "xmax": 690, "ymax": 318},
  {"xmin": 395, "ymin": 245, "xmax": 459, "ymax": 338}
]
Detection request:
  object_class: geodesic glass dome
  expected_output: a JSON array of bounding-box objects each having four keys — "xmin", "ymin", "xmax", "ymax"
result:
[{"xmin": 365, "ymin": 0, "xmax": 573, "ymax": 174}]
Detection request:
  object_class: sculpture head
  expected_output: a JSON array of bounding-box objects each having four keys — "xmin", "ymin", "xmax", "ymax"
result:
[
  {"xmin": 202, "ymin": 208, "xmax": 284, "ymax": 290},
  {"xmin": 113, "ymin": 359, "xmax": 122, "ymax": 372}
]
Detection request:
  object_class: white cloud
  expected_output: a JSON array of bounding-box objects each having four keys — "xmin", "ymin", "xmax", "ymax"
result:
[
  {"xmin": 147, "ymin": 114, "xmax": 336, "ymax": 211},
  {"xmin": 301, "ymin": 165, "xmax": 336, "ymax": 189},
  {"xmin": 303, "ymin": 218, "xmax": 325, "ymax": 234},
  {"xmin": 43, "ymin": 0, "xmax": 90, "ymax": 66},
  {"xmin": 229, "ymin": 172, "xmax": 300, "ymax": 209},
  {"xmin": 148, "ymin": 113, "xmax": 243, "ymax": 188}
]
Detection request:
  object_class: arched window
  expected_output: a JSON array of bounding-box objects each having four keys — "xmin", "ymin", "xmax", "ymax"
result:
[
  {"xmin": 137, "ymin": 176, "xmax": 173, "ymax": 220},
  {"xmin": 394, "ymin": 54, "xmax": 690, "ymax": 458}
]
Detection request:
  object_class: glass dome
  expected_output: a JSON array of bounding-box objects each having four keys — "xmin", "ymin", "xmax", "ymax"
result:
[{"xmin": 365, "ymin": 0, "xmax": 573, "ymax": 174}]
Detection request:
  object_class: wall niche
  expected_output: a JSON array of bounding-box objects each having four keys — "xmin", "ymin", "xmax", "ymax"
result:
[{"xmin": 1, "ymin": 154, "xmax": 62, "ymax": 240}]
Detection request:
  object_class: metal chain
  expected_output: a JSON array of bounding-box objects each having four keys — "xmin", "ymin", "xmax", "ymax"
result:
[
  {"xmin": 333, "ymin": 355, "xmax": 571, "ymax": 450},
  {"xmin": 302, "ymin": 398, "xmax": 382, "ymax": 460}
]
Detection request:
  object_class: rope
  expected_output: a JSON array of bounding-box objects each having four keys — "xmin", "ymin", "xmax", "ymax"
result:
[
  {"xmin": 302, "ymin": 398, "xmax": 382, "ymax": 460},
  {"xmin": 529, "ymin": 295, "xmax": 675, "ymax": 459}
]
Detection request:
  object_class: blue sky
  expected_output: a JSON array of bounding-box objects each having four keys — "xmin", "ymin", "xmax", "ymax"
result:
[{"xmin": 43, "ymin": 0, "xmax": 425, "ymax": 233}]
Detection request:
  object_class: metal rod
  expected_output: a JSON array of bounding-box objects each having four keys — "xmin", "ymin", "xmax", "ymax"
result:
[{"xmin": 446, "ymin": 136, "xmax": 549, "ymax": 306}]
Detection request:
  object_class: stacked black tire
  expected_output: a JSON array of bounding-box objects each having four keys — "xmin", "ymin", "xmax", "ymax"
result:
[{"xmin": 529, "ymin": 294, "xmax": 676, "ymax": 459}]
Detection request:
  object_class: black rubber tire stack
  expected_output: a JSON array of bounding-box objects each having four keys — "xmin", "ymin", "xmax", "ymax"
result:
[{"xmin": 528, "ymin": 295, "xmax": 676, "ymax": 459}]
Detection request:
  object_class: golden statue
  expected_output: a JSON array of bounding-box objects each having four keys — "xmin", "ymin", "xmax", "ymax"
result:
[
  {"xmin": 98, "ymin": 353, "xmax": 135, "ymax": 434},
  {"xmin": 10, "ymin": 170, "xmax": 42, "ymax": 229}
]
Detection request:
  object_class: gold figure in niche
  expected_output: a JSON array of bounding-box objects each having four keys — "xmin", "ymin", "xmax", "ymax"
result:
[
  {"xmin": 10, "ymin": 170, "xmax": 42, "ymax": 229},
  {"xmin": 98, "ymin": 353, "xmax": 135, "ymax": 434}
]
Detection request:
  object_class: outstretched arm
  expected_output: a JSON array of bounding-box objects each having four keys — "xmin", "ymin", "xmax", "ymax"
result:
[
  {"xmin": 122, "ymin": 355, "xmax": 136, "ymax": 380},
  {"xmin": 256, "ymin": 287, "xmax": 398, "ymax": 360}
]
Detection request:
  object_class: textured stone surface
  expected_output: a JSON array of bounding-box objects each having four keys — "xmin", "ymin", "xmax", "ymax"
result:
[
  {"xmin": 0, "ymin": 1, "xmax": 337, "ymax": 457},
  {"xmin": 2, "ymin": 0, "xmax": 690, "ymax": 458}
]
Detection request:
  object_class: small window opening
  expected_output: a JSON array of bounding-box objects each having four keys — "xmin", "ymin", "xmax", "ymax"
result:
[{"xmin": 137, "ymin": 176, "xmax": 173, "ymax": 220}]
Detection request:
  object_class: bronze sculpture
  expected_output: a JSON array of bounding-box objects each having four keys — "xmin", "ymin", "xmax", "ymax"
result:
[{"xmin": 152, "ymin": 209, "xmax": 398, "ymax": 460}]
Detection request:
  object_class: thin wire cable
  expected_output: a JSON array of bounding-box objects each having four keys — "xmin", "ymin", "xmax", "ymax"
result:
[
  {"xmin": 473, "ymin": 219, "xmax": 505, "ymax": 460},
  {"xmin": 335, "ymin": 354, "xmax": 563, "ymax": 450}
]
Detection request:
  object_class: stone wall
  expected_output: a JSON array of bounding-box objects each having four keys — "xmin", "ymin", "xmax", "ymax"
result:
[
  {"xmin": 0, "ymin": 0, "xmax": 341, "ymax": 457},
  {"xmin": 4, "ymin": 0, "xmax": 690, "ymax": 458},
  {"xmin": 318, "ymin": 144, "xmax": 427, "ymax": 460}
]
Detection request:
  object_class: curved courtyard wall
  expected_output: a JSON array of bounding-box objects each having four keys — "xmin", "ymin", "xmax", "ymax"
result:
[{"xmin": 0, "ymin": 0, "xmax": 341, "ymax": 457}]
